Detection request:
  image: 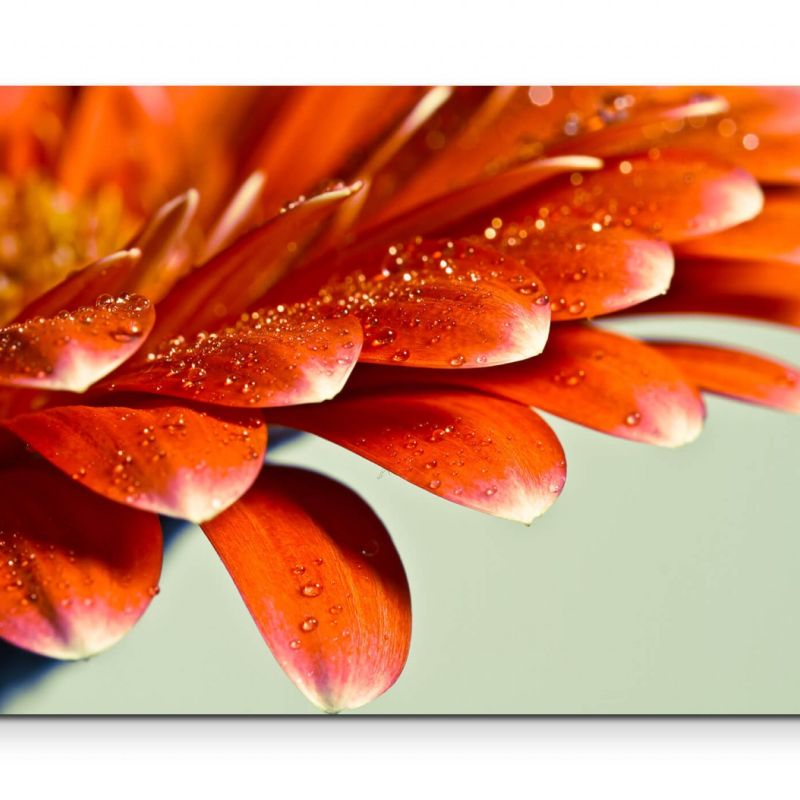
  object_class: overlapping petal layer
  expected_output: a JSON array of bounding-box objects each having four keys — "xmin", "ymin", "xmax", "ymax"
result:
[
  {"xmin": 651, "ymin": 341, "xmax": 800, "ymax": 412},
  {"xmin": 359, "ymin": 155, "xmax": 603, "ymax": 244},
  {"xmin": 321, "ymin": 239, "xmax": 553, "ymax": 368},
  {"xmin": 151, "ymin": 183, "xmax": 362, "ymax": 342},
  {"xmin": 266, "ymin": 388, "xmax": 566, "ymax": 523},
  {"xmin": 202, "ymin": 467, "xmax": 411, "ymax": 713},
  {"xmin": 470, "ymin": 217, "xmax": 674, "ymax": 321},
  {"xmin": 108, "ymin": 310, "xmax": 363, "ymax": 407},
  {"xmin": 3, "ymin": 402, "xmax": 267, "ymax": 522},
  {"xmin": 638, "ymin": 259, "xmax": 800, "ymax": 327},
  {"xmin": 676, "ymin": 189, "xmax": 800, "ymax": 264},
  {"xmin": 0, "ymin": 460, "xmax": 162, "ymax": 659},
  {"xmin": 0, "ymin": 293, "xmax": 155, "ymax": 392},
  {"xmin": 373, "ymin": 87, "xmax": 727, "ymax": 221},
  {"xmin": 350, "ymin": 324, "xmax": 706, "ymax": 447}
]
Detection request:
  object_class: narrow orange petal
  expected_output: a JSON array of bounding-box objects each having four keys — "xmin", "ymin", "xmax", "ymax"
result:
[
  {"xmin": 107, "ymin": 310, "xmax": 362, "ymax": 407},
  {"xmin": 125, "ymin": 188, "xmax": 200, "ymax": 301},
  {"xmin": 0, "ymin": 293, "xmax": 155, "ymax": 393},
  {"xmin": 266, "ymin": 389, "xmax": 566, "ymax": 524},
  {"xmin": 57, "ymin": 87, "xmax": 179, "ymax": 214},
  {"xmin": 247, "ymin": 87, "xmax": 422, "ymax": 216},
  {"xmin": 2, "ymin": 402, "xmax": 267, "ymax": 522},
  {"xmin": 0, "ymin": 460, "xmax": 162, "ymax": 659},
  {"xmin": 529, "ymin": 151, "xmax": 763, "ymax": 242},
  {"xmin": 650, "ymin": 341, "xmax": 800, "ymax": 413},
  {"xmin": 202, "ymin": 467, "xmax": 411, "ymax": 713}
]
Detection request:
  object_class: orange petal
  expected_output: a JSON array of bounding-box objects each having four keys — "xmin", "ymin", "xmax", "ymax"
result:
[
  {"xmin": 528, "ymin": 151, "xmax": 763, "ymax": 243},
  {"xmin": 350, "ymin": 324, "xmax": 706, "ymax": 447},
  {"xmin": 12, "ymin": 249, "xmax": 143, "ymax": 323},
  {"xmin": 638, "ymin": 259, "xmax": 800, "ymax": 327},
  {"xmin": 469, "ymin": 217, "xmax": 674, "ymax": 321},
  {"xmin": 377, "ymin": 87, "xmax": 723, "ymax": 220},
  {"xmin": 200, "ymin": 171, "xmax": 266, "ymax": 260},
  {"xmin": 107, "ymin": 310, "xmax": 362, "ymax": 407},
  {"xmin": 358, "ymin": 155, "xmax": 602, "ymax": 246},
  {"xmin": 294, "ymin": 238, "xmax": 551, "ymax": 368},
  {"xmin": 125, "ymin": 188, "xmax": 200, "ymax": 301},
  {"xmin": 650, "ymin": 341, "xmax": 800, "ymax": 413},
  {"xmin": 2, "ymin": 402, "xmax": 267, "ymax": 522},
  {"xmin": 150, "ymin": 183, "xmax": 363, "ymax": 344},
  {"xmin": 0, "ymin": 460, "xmax": 162, "ymax": 659},
  {"xmin": 57, "ymin": 87, "xmax": 180, "ymax": 214},
  {"xmin": 0, "ymin": 293, "xmax": 155, "ymax": 393},
  {"xmin": 642, "ymin": 88, "xmax": 800, "ymax": 185},
  {"xmin": 247, "ymin": 87, "xmax": 423, "ymax": 216},
  {"xmin": 266, "ymin": 389, "xmax": 566, "ymax": 523},
  {"xmin": 202, "ymin": 467, "xmax": 411, "ymax": 713},
  {"xmin": 676, "ymin": 189, "xmax": 800, "ymax": 265}
]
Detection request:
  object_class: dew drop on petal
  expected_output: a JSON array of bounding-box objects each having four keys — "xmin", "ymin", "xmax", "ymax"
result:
[
  {"xmin": 301, "ymin": 617, "xmax": 319, "ymax": 632},
  {"xmin": 300, "ymin": 582, "xmax": 323, "ymax": 598}
]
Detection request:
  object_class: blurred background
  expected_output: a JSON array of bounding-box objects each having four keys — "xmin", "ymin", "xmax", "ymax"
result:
[{"xmin": 1, "ymin": 314, "xmax": 798, "ymax": 715}]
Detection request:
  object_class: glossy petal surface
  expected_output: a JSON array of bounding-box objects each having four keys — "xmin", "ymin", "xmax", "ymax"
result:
[
  {"xmin": 3, "ymin": 402, "xmax": 267, "ymax": 522},
  {"xmin": 202, "ymin": 467, "xmax": 411, "ymax": 713},
  {"xmin": 529, "ymin": 151, "xmax": 763, "ymax": 242},
  {"xmin": 109, "ymin": 310, "xmax": 362, "ymax": 407},
  {"xmin": 283, "ymin": 238, "xmax": 551, "ymax": 369},
  {"xmin": 474, "ymin": 217, "xmax": 674, "ymax": 320},
  {"xmin": 0, "ymin": 461, "xmax": 162, "ymax": 659},
  {"xmin": 267, "ymin": 389, "xmax": 566, "ymax": 523},
  {"xmin": 652, "ymin": 341, "xmax": 800, "ymax": 413},
  {"xmin": 0, "ymin": 293, "xmax": 155, "ymax": 392}
]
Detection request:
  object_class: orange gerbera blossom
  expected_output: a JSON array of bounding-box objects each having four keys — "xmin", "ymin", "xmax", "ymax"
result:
[{"xmin": 0, "ymin": 87, "xmax": 798, "ymax": 713}]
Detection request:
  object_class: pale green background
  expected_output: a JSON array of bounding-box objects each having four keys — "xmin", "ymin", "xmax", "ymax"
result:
[{"xmin": 2, "ymin": 316, "xmax": 798, "ymax": 714}]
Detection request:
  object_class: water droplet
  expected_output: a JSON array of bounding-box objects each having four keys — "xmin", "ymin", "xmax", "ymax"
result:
[
  {"xmin": 360, "ymin": 539, "xmax": 380, "ymax": 557},
  {"xmin": 624, "ymin": 411, "xmax": 641, "ymax": 426},
  {"xmin": 300, "ymin": 582, "xmax": 323, "ymax": 598},
  {"xmin": 428, "ymin": 479, "xmax": 442, "ymax": 490},
  {"xmin": 449, "ymin": 354, "xmax": 466, "ymax": 367},
  {"xmin": 329, "ymin": 604, "xmax": 343, "ymax": 615},
  {"xmin": 301, "ymin": 617, "xmax": 319, "ymax": 632},
  {"xmin": 289, "ymin": 639, "xmax": 302, "ymax": 650},
  {"xmin": 291, "ymin": 565, "xmax": 306, "ymax": 575}
]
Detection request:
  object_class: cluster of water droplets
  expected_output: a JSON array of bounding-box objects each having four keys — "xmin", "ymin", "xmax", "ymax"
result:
[
  {"xmin": 283, "ymin": 546, "xmax": 379, "ymax": 653},
  {"xmin": 314, "ymin": 237, "xmax": 548, "ymax": 366},
  {"xmin": 0, "ymin": 293, "xmax": 151, "ymax": 379},
  {"xmin": 132, "ymin": 305, "xmax": 358, "ymax": 405},
  {"xmin": 68, "ymin": 407, "xmax": 264, "ymax": 509}
]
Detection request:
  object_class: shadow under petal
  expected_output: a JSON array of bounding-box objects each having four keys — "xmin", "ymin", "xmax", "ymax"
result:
[
  {"xmin": 0, "ymin": 639, "xmax": 60, "ymax": 712},
  {"xmin": 1, "ymin": 428, "xmax": 307, "ymax": 712}
]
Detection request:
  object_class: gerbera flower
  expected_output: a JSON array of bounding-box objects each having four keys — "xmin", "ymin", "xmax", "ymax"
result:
[{"xmin": 0, "ymin": 87, "xmax": 797, "ymax": 714}]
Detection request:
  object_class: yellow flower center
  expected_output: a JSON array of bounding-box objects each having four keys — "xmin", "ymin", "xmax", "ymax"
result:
[{"xmin": 0, "ymin": 173, "xmax": 135, "ymax": 323}]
